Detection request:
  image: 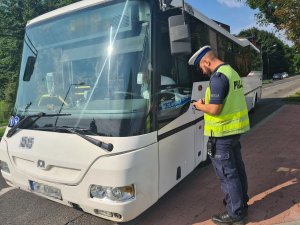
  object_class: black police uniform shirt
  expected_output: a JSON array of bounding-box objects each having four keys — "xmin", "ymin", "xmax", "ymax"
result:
[{"xmin": 209, "ymin": 63, "xmax": 229, "ymax": 104}]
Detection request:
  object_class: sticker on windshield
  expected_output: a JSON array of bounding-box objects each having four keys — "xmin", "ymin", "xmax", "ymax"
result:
[
  {"xmin": 9, "ymin": 116, "xmax": 20, "ymax": 127},
  {"xmin": 159, "ymin": 96, "xmax": 191, "ymax": 111}
]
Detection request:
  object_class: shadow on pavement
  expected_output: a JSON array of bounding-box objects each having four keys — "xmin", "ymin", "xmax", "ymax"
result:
[
  {"xmin": 122, "ymin": 101, "xmax": 300, "ymax": 225},
  {"xmin": 247, "ymin": 178, "xmax": 299, "ymax": 224},
  {"xmin": 0, "ymin": 172, "xmax": 9, "ymax": 191},
  {"xmin": 248, "ymin": 98, "xmax": 285, "ymax": 128},
  {"xmin": 242, "ymin": 103, "xmax": 300, "ymax": 224},
  {"xmin": 1, "ymin": 99, "xmax": 299, "ymax": 225}
]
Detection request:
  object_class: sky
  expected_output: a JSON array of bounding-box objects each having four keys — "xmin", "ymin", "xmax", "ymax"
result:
[{"xmin": 185, "ymin": 0, "xmax": 293, "ymax": 46}]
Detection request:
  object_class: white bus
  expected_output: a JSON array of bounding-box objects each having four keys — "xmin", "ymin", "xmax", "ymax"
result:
[{"xmin": 0, "ymin": 0, "xmax": 262, "ymax": 222}]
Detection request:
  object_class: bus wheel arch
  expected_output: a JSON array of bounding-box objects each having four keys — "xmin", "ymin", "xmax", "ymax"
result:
[{"xmin": 250, "ymin": 92, "xmax": 258, "ymax": 113}]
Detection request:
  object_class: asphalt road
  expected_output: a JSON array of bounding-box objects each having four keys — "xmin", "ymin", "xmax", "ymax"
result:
[
  {"xmin": 250, "ymin": 75, "xmax": 300, "ymax": 128},
  {"xmin": 0, "ymin": 75, "xmax": 299, "ymax": 225},
  {"xmin": 262, "ymin": 75, "xmax": 300, "ymax": 99}
]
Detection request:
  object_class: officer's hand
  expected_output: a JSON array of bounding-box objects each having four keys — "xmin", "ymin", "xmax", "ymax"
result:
[{"xmin": 192, "ymin": 99, "xmax": 205, "ymax": 110}]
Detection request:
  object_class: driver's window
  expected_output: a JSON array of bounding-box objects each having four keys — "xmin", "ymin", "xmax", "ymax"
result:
[{"xmin": 157, "ymin": 15, "xmax": 192, "ymax": 129}]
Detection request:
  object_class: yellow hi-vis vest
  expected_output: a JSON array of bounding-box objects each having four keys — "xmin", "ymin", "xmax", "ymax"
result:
[{"xmin": 204, "ymin": 65, "xmax": 250, "ymax": 137}]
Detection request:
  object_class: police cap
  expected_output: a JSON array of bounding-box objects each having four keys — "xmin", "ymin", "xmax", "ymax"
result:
[{"xmin": 188, "ymin": 45, "xmax": 212, "ymax": 66}]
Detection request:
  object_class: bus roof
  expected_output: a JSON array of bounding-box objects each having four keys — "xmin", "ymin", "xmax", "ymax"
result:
[
  {"xmin": 27, "ymin": 0, "xmax": 258, "ymax": 52},
  {"xmin": 27, "ymin": 0, "xmax": 109, "ymax": 26},
  {"xmin": 170, "ymin": 0, "xmax": 256, "ymax": 50},
  {"xmin": 238, "ymin": 38, "xmax": 261, "ymax": 52}
]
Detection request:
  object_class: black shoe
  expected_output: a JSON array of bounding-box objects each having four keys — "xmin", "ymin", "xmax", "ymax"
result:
[
  {"xmin": 212, "ymin": 212, "xmax": 246, "ymax": 225},
  {"xmin": 222, "ymin": 199, "xmax": 249, "ymax": 214},
  {"xmin": 223, "ymin": 199, "xmax": 227, "ymax": 206},
  {"xmin": 244, "ymin": 205, "xmax": 248, "ymax": 216}
]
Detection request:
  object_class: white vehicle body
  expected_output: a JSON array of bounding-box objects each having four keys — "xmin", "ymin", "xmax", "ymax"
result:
[
  {"xmin": 0, "ymin": 0, "xmax": 262, "ymax": 222},
  {"xmin": 281, "ymin": 72, "xmax": 289, "ymax": 78}
]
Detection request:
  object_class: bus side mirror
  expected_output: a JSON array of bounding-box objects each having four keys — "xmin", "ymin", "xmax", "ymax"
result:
[
  {"xmin": 168, "ymin": 15, "xmax": 191, "ymax": 55},
  {"xmin": 23, "ymin": 56, "xmax": 36, "ymax": 81}
]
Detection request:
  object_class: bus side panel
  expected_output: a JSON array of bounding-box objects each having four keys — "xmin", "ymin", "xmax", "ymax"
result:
[
  {"xmin": 158, "ymin": 125, "xmax": 194, "ymax": 198},
  {"xmin": 242, "ymin": 72, "xmax": 262, "ymax": 111},
  {"xmin": 194, "ymin": 119, "xmax": 205, "ymax": 165},
  {"xmin": 192, "ymin": 82, "xmax": 208, "ymax": 165},
  {"xmin": 0, "ymin": 138, "xmax": 14, "ymax": 187},
  {"xmin": 78, "ymin": 143, "xmax": 159, "ymax": 221}
]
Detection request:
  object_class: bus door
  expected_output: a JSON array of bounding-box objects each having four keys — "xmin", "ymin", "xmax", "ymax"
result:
[
  {"xmin": 156, "ymin": 58, "xmax": 195, "ymax": 197},
  {"xmin": 191, "ymin": 81, "xmax": 208, "ymax": 165},
  {"xmin": 157, "ymin": 14, "xmax": 198, "ymax": 197}
]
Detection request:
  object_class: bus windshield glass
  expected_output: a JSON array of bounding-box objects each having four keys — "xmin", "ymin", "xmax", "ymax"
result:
[{"xmin": 14, "ymin": 0, "xmax": 152, "ymax": 137}]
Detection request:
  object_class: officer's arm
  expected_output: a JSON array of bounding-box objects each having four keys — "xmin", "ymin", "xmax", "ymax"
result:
[
  {"xmin": 192, "ymin": 101, "xmax": 223, "ymax": 115},
  {"xmin": 194, "ymin": 72, "xmax": 227, "ymax": 115}
]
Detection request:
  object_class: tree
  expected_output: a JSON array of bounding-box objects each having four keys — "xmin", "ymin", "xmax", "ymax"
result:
[
  {"xmin": 294, "ymin": 52, "xmax": 300, "ymax": 73},
  {"xmin": 241, "ymin": 0, "xmax": 300, "ymax": 50},
  {"xmin": 238, "ymin": 27, "xmax": 293, "ymax": 79}
]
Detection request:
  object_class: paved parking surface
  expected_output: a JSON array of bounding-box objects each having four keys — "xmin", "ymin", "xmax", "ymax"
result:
[
  {"xmin": 1, "ymin": 103, "xmax": 300, "ymax": 225},
  {"xmin": 131, "ymin": 104, "xmax": 300, "ymax": 225}
]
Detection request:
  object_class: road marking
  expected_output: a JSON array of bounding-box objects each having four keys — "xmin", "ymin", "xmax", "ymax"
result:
[
  {"xmin": 0, "ymin": 187, "xmax": 15, "ymax": 196},
  {"xmin": 248, "ymin": 178, "xmax": 297, "ymax": 205},
  {"xmin": 276, "ymin": 221, "xmax": 300, "ymax": 225}
]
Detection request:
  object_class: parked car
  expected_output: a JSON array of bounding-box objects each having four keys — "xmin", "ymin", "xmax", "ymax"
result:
[
  {"xmin": 281, "ymin": 72, "xmax": 289, "ymax": 78},
  {"xmin": 273, "ymin": 73, "xmax": 283, "ymax": 80}
]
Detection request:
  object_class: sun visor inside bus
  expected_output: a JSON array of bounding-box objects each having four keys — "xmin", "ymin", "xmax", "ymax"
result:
[{"xmin": 61, "ymin": 23, "xmax": 148, "ymax": 62}]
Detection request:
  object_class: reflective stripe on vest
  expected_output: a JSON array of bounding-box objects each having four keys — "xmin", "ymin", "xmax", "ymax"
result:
[{"xmin": 204, "ymin": 65, "xmax": 250, "ymax": 137}]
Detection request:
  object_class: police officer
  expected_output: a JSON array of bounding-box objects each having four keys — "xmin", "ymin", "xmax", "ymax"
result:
[{"xmin": 188, "ymin": 46, "xmax": 249, "ymax": 225}]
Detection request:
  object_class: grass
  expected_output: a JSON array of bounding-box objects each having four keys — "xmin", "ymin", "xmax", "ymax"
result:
[
  {"xmin": 284, "ymin": 91, "xmax": 300, "ymax": 103},
  {"xmin": 262, "ymin": 79, "xmax": 273, "ymax": 84},
  {"xmin": 0, "ymin": 127, "xmax": 5, "ymax": 137},
  {"xmin": 0, "ymin": 101, "xmax": 9, "ymax": 126}
]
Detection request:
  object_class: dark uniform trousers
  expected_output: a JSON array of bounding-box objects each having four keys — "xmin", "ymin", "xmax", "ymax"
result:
[{"xmin": 210, "ymin": 134, "xmax": 249, "ymax": 218}]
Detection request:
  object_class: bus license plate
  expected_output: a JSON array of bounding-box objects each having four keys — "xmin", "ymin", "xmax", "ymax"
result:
[{"xmin": 29, "ymin": 180, "xmax": 62, "ymax": 200}]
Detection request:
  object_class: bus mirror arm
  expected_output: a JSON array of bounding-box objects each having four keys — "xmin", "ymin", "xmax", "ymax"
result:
[{"xmin": 160, "ymin": 0, "xmax": 172, "ymax": 11}]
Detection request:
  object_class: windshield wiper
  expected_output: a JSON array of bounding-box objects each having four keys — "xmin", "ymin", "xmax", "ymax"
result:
[
  {"xmin": 54, "ymin": 82, "xmax": 85, "ymax": 127},
  {"xmin": 6, "ymin": 112, "xmax": 71, "ymax": 138},
  {"xmin": 55, "ymin": 126, "xmax": 114, "ymax": 152}
]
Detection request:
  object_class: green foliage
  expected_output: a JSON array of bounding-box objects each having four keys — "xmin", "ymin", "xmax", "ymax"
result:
[
  {"xmin": 241, "ymin": 0, "xmax": 300, "ymax": 50},
  {"xmin": 284, "ymin": 91, "xmax": 300, "ymax": 103},
  {"xmin": 294, "ymin": 53, "xmax": 300, "ymax": 73},
  {"xmin": 0, "ymin": 0, "xmax": 80, "ymax": 115},
  {"xmin": 0, "ymin": 101, "xmax": 9, "ymax": 125},
  {"xmin": 238, "ymin": 27, "xmax": 295, "ymax": 79},
  {"xmin": 0, "ymin": 127, "xmax": 5, "ymax": 137}
]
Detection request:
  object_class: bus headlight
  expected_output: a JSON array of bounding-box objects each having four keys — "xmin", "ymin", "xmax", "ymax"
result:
[
  {"xmin": 90, "ymin": 185, "xmax": 135, "ymax": 202},
  {"xmin": 0, "ymin": 161, "xmax": 10, "ymax": 173}
]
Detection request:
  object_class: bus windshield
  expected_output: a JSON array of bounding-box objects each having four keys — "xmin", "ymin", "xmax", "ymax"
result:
[{"xmin": 14, "ymin": 0, "xmax": 153, "ymax": 137}]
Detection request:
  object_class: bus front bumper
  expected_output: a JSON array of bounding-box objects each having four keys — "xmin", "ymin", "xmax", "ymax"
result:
[{"xmin": 0, "ymin": 143, "xmax": 159, "ymax": 222}]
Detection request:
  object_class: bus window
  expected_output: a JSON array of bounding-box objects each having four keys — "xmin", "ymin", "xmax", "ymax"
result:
[
  {"xmin": 188, "ymin": 14, "xmax": 210, "ymax": 82},
  {"xmin": 188, "ymin": 14, "xmax": 209, "ymax": 52},
  {"xmin": 251, "ymin": 48, "xmax": 263, "ymax": 71},
  {"xmin": 217, "ymin": 33, "xmax": 234, "ymax": 65},
  {"xmin": 157, "ymin": 15, "xmax": 193, "ymax": 128},
  {"xmin": 209, "ymin": 29, "xmax": 218, "ymax": 54}
]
